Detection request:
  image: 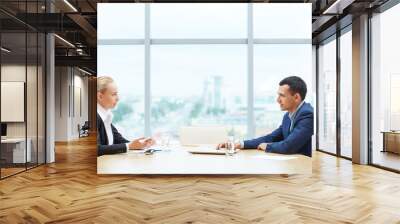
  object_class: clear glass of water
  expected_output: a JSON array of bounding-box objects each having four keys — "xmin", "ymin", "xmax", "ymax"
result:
[
  {"xmin": 225, "ymin": 137, "xmax": 236, "ymax": 156},
  {"xmin": 160, "ymin": 134, "xmax": 170, "ymax": 151}
]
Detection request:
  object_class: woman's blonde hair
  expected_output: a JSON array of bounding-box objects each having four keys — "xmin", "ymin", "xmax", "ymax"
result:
[{"xmin": 97, "ymin": 76, "xmax": 114, "ymax": 93}]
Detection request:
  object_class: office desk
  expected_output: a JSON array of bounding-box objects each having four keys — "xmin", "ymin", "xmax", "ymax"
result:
[
  {"xmin": 1, "ymin": 138, "xmax": 31, "ymax": 163},
  {"xmin": 97, "ymin": 145, "xmax": 312, "ymax": 175},
  {"xmin": 381, "ymin": 131, "xmax": 400, "ymax": 154}
]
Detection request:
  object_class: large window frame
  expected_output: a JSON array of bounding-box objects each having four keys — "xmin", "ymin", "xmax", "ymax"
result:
[
  {"xmin": 315, "ymin": 0, "xmax": 400, "ymax": 173},
  {"xmin": 339, "ymin": 26, "xmax": 353, "ymax": 159},
  {"xmin": 368, "ymin": 0, "xmax": 400, "ymax": 173},
  {"xmin": 98, "ymin": 3, "xmax": 312, "ymax": 138},
  {"xmin": 316, "ymin": 25, "xmax": 352, "ymax": 160}
]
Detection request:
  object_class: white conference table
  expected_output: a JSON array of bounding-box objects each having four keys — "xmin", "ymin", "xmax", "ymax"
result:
[{"xmin": 97, "ymin": 144, "xmax": 312, "ymax": 175}]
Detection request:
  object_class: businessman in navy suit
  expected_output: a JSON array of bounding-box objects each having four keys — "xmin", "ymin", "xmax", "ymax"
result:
[{"xmin": 218, "ymin": 76, "xmax": 314, "ymax": 157}]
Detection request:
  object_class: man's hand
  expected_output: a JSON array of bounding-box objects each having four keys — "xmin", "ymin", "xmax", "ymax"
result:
[
  {"xmin": 257, "ymin": 143, "xmax": 269, "ymax": 151},
  {"xmin": 128, "ymin": 137, "xmax": 155, "ymax": 150},
  {"xmin": 216, "ymin": 142, "xmax": 241, "ymax": 150}
]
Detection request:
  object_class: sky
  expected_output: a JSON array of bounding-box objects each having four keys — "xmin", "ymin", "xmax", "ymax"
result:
[{"xmin": 97, "ymin": 3, "xmax": 313, "ymax": 101}]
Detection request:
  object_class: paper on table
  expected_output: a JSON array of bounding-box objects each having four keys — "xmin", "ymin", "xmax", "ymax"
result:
[
  {"xmin": 127, "ymin": 149, "xmax": 146, "ymax": 154},
  {"xmin": 251, "ymin": 155, "xmax": 297, "ymax": 160},
  {"xmin": 193, "ymin": 145, "xmax": 219, "ymax": 150},
  {"xmin": 127, "ymin": 148, "xmax": 171, "ymax": 155}
]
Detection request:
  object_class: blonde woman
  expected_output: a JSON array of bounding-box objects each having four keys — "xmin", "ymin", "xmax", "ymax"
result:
[{"xmin": 97, "ymin": 76, "xmax": 154, "ymax": 156}]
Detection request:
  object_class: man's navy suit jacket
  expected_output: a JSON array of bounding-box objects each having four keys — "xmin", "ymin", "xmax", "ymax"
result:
[{"xmin": 244, "ymin": 102, "xmax": 314, "ymax": 157}]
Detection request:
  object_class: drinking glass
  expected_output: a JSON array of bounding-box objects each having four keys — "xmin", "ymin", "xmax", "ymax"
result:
[
  {"xmin": 225, "ymin": 137, "xmax": 236, "ymax": 156},
  {"xmin": 160, "ymin": 134, "xmax": 170, "ymax": 150}
]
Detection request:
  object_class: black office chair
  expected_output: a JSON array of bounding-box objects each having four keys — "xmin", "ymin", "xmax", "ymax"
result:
[{"xmin": 78, "ymin": 121, "xmax": 90, "ymax": 138}]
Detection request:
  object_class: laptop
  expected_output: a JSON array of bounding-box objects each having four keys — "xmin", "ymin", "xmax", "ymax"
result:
[{"xmin": 186, "ymin": 145, "xmax": 226, "ymax": 155}]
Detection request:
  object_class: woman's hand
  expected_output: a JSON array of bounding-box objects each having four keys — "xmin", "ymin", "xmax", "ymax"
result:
[{"xmin": 128, "ymin": 137, "xmax": 155, "ymax": 150}]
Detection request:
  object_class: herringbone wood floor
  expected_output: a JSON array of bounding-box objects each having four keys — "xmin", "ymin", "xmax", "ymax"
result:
[{"xmin": 1, "ymin": 135, "xmax": 400, "ymax": 224}]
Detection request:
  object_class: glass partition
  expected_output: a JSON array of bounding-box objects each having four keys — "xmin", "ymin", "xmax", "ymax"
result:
[
  {"xmin": 1, "ymin": 31, "xmax": 28, "ymax": 177},
  {"xmin": 317, "ymin": 37, "xmax": 337, "ymax": 155},
  {"xmin": 371, "ymin": 4, "xmax": 400, "ymax": 171},
  {"xmin": 0, "ymin": 1, "xmax": 46, "ymax": 179}
]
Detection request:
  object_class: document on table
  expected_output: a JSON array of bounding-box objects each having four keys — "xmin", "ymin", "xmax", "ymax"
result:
[
  {"xmin": 126, "ymin": 148, "xmax": 171, "ymax": 155},
  {"xmin": 127, "ymin": 149, "xmax": 146, "ymax": 154},
  {"xmin": 187, "ymin": 145, "xmax": 226, "ymax": 155}
]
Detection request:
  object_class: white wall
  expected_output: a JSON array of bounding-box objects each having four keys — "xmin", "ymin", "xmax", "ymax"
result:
[
  {"xmin": 312, "ymin": 45, "xmax": 317, "ymax": 151},
  {"xmin": 72, "ymin": 72, "xmax": 89, "ymax": 138},
  {"xmin": 1, "ymin": 65, "xmax": 31, "ymax": 138},
  {"xmin": 54, "ymin": 67, "xmax": 89, "ymax": 141},
  {"xmin": 55, "ymin": 66, "xmax": 69, "ymax": 141},
  {"xmin": 1, "ymin": 63, "xmax": 46, "ymax": 164}
]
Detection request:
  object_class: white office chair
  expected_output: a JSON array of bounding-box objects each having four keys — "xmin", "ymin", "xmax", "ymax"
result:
[{"xmin": 179, "ymin": 126, "xmax": 228, "ymax": 145}]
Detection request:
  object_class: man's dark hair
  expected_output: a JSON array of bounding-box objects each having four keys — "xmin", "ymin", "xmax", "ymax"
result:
[{"xmin": 279, "ymin": 76, "xmax": 307, "ymax": 100}]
